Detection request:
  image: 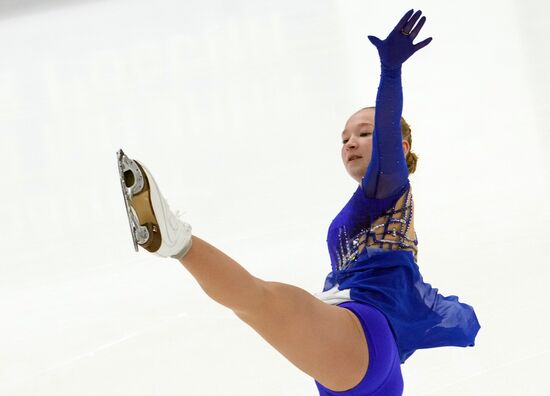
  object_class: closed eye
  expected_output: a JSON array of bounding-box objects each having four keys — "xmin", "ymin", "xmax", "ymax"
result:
[{"xmin": 342, "ymin": 132, "xmax": 371, "ymax": 144}]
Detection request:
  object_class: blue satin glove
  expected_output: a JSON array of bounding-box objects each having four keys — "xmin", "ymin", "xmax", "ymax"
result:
[{"xmin": 368, "ymin": 9, "xmax": 433, "ymax": 70}]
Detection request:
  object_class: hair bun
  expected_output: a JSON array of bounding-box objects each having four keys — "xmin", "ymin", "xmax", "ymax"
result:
[{"xmin": 406, "ymin": 151, "xmax": 418, "ymax": 174}]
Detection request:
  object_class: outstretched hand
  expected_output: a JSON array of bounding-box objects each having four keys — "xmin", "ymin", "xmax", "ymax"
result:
[{"xmin": 368, "ymin": 9, "xmax": 433, "ymax": 70}]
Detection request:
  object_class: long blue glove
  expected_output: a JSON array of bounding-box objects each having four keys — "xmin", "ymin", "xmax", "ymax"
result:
[{"xmin": 362, "ymin": 9, "xmax": 432, "ymax": 200}]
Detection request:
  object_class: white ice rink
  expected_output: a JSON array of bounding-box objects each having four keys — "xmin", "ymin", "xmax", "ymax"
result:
[{"xmin": 1, "ymin": 0, "xmax": 549, "ymax": 394}]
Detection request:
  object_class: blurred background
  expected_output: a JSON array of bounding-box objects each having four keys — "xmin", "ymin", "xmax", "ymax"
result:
[{"xmin": 1, "ymin": 0, "xmax": 548, "ymax": 394}]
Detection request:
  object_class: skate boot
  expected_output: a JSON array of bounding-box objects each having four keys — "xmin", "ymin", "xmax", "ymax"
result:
[{"xmin": 117, "ymin": 149, "xmax": 193, "ymax": 259}]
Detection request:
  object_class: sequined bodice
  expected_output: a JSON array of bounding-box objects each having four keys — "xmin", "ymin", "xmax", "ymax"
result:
[
  {"xmin": 327, "ymin": 185, "xmax": 418, "ymax": 272},
  {"xmin": 364, "ymin": 187, "xmax": 417, "ymax": 258}
]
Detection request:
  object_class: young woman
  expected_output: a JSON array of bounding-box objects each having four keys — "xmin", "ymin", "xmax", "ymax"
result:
[{"xmin": 117, "ymin": 9, "xmax": 480, "ymax": 395}]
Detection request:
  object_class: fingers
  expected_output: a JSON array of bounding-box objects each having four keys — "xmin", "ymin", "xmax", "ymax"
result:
[
  {"xmin": 392, "ymin": 9, "xmax": 415, "ymax": 33},
  {"xmin": 374, "ymin": 9, "xmax": 433, "ymax": 56},
  {"xmin": 408, "ymin": 16, "xmax": 426, "ymax": 41},
  {"xmin": 367, "ymin": 35, "xmax": 382, "ymax": 47},
  {"xmin": 413, "ymin": 37, "xmax": 433, "ymax": 52},
  {"xmin": 402, "ymin": 10, "xmax": 423, "ymax": 34}
]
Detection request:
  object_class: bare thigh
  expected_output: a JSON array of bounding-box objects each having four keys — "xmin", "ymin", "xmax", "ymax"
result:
[{"xmin": 236, "ymin": 281, "xmax": 369, "ymax": 392}]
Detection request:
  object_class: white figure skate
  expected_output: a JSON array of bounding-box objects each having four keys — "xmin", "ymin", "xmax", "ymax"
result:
[{"xmin": 117, "ymin": 149, "xmax": 193, "ymax": 259}]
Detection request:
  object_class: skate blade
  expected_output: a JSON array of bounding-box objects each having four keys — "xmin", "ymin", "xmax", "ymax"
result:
[
  {"xmin": 117, "ymin": 149, "xmax": 150, "ymax": 252},
  {"xmin": 117, "ymin": 149, "xmax": 163, "ymax": 254}
]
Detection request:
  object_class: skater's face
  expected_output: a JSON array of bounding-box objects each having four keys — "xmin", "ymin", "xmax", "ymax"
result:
[
  {"xmin": 341, "ymin": 108, "xmax": 410, "ymax": 184},
  {"xmin": 341, "ymin": 108, "xmax": 375, "ymax": 183}
]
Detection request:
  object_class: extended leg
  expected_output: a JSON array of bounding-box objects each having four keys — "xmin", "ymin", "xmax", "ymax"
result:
[
  {"xmin": 178, "ymin": 235, "xmax": 265, "ymax": 315},
  {"xmin": 180, "ymin": 235, "xmax": 369, "ymax": 392},
  {"xmin": 117, "ymin": 151, "xmax": 369, "ymax": 391}
]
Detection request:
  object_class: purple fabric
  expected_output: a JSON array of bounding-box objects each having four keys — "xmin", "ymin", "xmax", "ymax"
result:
[{"xmin": 315, "ymin": 302, "xmax": 404, "ymax": 396}]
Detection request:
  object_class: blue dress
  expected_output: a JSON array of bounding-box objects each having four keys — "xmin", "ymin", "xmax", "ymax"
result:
[{"xmin": 317, "ymin": 65, "xmax": 480, "ymax": 363}]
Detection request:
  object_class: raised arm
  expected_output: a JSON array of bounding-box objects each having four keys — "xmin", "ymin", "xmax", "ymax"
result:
[{"xmin": 362, "ymin": 9, "xmax": 432, "ymax": 199}]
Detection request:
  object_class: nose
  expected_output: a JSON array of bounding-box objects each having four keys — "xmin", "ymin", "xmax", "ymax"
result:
[{"xmin": 344, "ymin": 136, "xmax": 358, "ymax": 150}]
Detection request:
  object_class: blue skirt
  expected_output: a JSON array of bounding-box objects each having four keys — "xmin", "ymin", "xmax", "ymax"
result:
[{"xmin": 322, "ymin": 249, "xmax": 481, "ymax": 363}]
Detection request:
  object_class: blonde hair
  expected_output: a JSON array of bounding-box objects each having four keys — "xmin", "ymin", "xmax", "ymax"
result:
[{"xmin": 362, "ymin": 107, "xmax": 418, "ymax": 174}]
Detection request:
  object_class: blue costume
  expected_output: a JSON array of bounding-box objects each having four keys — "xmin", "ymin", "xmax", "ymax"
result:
[{"xmin": 315, "ymin": 9, "xmax": 480, "ymax": 396}]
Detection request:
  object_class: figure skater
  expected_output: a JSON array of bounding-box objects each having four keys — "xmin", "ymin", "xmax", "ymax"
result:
[{"xmin": 116, "ymin": 9, "xmax": 480, "ymax": 395}]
